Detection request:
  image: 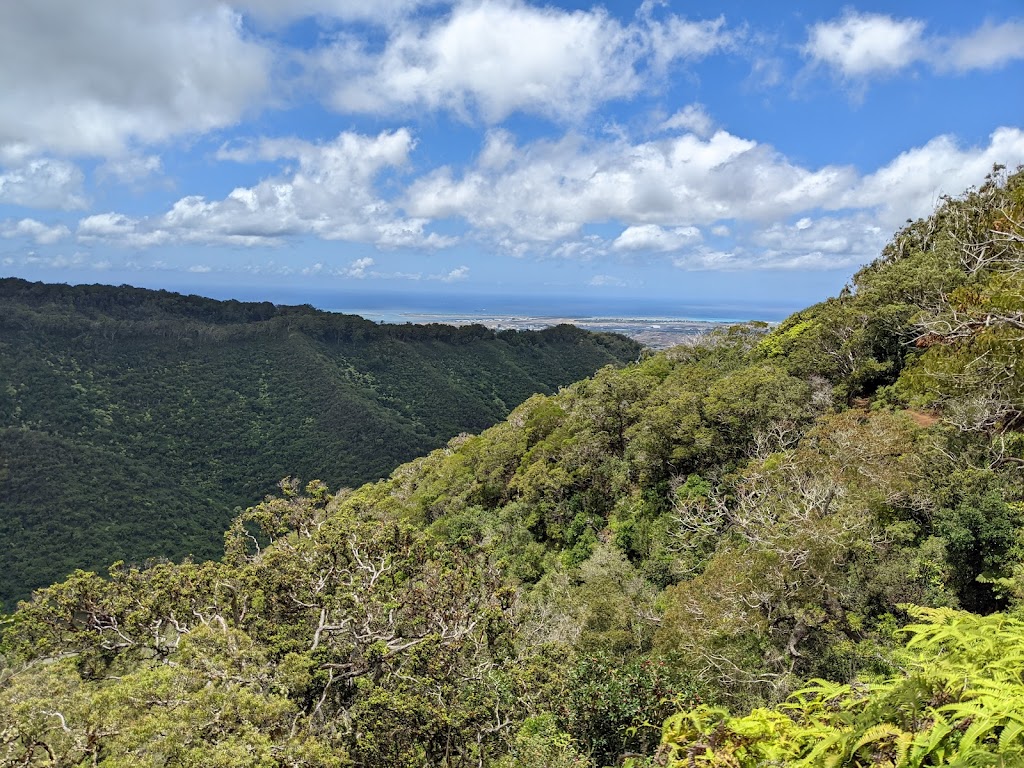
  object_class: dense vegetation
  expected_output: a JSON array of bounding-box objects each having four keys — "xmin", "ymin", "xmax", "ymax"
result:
[
  {"xmin": 0, "ymin": 281, "xmax": 640, "ymax": 608},
  {"xmin": 1, "ymin": 167, "xmax": 1022, "ymax": 766}
]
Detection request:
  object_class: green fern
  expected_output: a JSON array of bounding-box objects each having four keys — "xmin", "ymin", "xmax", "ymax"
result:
[{"xmin": 657, "ymin": 607, "xmax": 1024, "ymax": 767}]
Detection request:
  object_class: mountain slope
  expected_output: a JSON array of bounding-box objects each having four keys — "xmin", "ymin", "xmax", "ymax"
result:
[{"xmin": 0, "ymin": 280, "xmax": 640, "ymax": 607}]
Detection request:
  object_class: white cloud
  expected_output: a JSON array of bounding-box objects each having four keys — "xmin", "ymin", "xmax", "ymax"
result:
[
  {"xmin": 548, "ymin": 236, "xmax": 607, "ymax": 261},
  {"xmin": 1, "ymin": 218, "xmax": 71, "ymax": 245},
  {"xmin": 944, "ymin": 20, "xmax": 1024, "ymax": 72},
  {"xmin": 805, "ymin": 12, "xmax": 1024, "ymax": 80},
  {"xmin": 318, "ymin": 0, "xmax": 643, "ymax": 122},
  {"xmin": 671, "ymin": 248, "xmax": 741, "ymax": 270},
  {"xmin": 749, "ymin": 55, "xmax": 784, "ymax": 88},
  {"xmin": 19, "ymin": 251, "xmax": 88, "ymax": 270},
  {"xmin": 314, "ymin": 0, "xmax": 734, "ymax": 123},
  {"xmin": 407, "ymin": 129, "xmax": 856, "ymax": 246},
  {"xmin": 660, "ymin": 104, "xmax": 715, "ymax": 137},
  {"xmin": 748, "ymin": 214, "xmax": 886, "ymax": 270},
  {"xmin": 188, "ymin": 264, "xmax": 212, "ymax": 273},
  {"xmin": 86, "ymin": 130, "xmax": 453, "ymax": 250},
  {"xmin": 331, "ymin": 257, "xmax": 427, "ymax": 281},
  {"xmin": 0, "ymin": 2, "xmax": 270, "ymax": 156},
  {"xmin": 77, "ymin": 212, "xmax": 169, "ymax": 247},
  {"xmin": 438, "ymin": 265, "xmax": 469, "ymax": 282},
  {"xmin": 844, "ymin": 127, "xmax": 1024, "ymax": 227},
  {"xmin": 98, "ymin": 154, "xmax": 163, "ymax": 184},
  {"xmin": 804, "ymin": 12, "xmax": 925, "ymax": 78},
  {"xmin": 612, "ymin": 224, "xmax": 701, "ymax": 252},
  {"xmin": 0, "ymin": 157, "xmax": 86, "ymax": 209},
  {"xmin": 44, "ymin": 129, "xmax": 466, "ymax": 255},
  {"xmin": 78, "ymin": 213, "xmax": 138, "ymax": 238},
  {"xmin": 644, "ymin": 14, "xmax": 734, "ymax": 72},
  {"xmin": 344, "ymin": 257, "xmax": 375, "ymax": 278},
  {"xmin": 411, "ymin": 125, "xmax": 1024, "ymax": 271}
]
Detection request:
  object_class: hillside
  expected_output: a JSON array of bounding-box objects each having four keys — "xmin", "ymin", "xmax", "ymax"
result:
[
  {"xmin": 1, "ymin": 167, "xmax": 1022, "ymax": 767},
  {"xmin": 0, "ymin": 281, "xmax": 640, "ymax": 608}
]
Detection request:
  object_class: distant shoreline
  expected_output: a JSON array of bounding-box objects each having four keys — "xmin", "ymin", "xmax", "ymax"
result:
[
  {"xmin": 342, "ymin": 310, "xmax": 747, "ymax": 324},
  {"xmin": 337, "ymin": 309, "xmax": 745, "ymax": 349}
]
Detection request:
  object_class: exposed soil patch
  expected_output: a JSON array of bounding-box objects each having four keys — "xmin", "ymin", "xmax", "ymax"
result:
[{"xmin": 905, "ymin": 409, "xmax": 941, "ymax": 428}]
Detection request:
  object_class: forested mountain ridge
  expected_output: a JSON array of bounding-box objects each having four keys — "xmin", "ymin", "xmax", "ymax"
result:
[
  {"xmin": 1, "ymin": 168, "xmax": 1022, "ymax": 767},
  {"xmin": 0, "ymin": 280, "xmax": 640, "ymax": 608}
]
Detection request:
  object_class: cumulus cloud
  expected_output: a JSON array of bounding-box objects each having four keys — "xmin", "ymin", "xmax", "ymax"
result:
[
  {"xmin": 98, "ymin": 154, "xmax": 163, "ymax": 184},
  {"xmin": 1, "ymin": 218, "xmax": 71, "ymax": 245},
  {"xmin": 804, "ymin": 12, "xmax": 924, "ymax": 78},
  {"xmin": 40, "ymin": 121, "xmax": 1024, "ymax": 276},
  {"xmin": 804, "ymin": 12, "xmax": 1024, "ymax": 79},
  {"xmin": 437, "ymin": 265, "xmax": 469, "ymax": 282},
  {"xmin": 19, "ymin": 251, "xmax": 88, "ymax": 270},
  {"xmin": 0, "ymin": 2, "xmax": 270, "ymax": 156},
  {"xmin": 408, "ymin": 124, "xmax": 1024, "ymax": 270},
  {"xmin": 660, "ymin": 104, "xmax": 715, "ymax": 137},
  {"xmin": 77, "ymin": 213, "xmax": 169, "ymax": 248},
  {"xmin": 613, "ymin": 224, "xmax": 701, "ymax": 252},
  {"xmin": 84, "ymin": 130, "xmax": 453, "ymax": 250},
  {"xmin": 317, "ymin": 0, "xmax": 642, "ymax": 121},
  {"xmin": 317, "ymin": 256, "xmax": 430, "ymax": 281},
  {"xmin": 407, "ymin": 129, "xmax": 856, "ymax": 246},
  {"xmin": 748, "ymin": 214, "xmax": 887, "ymax": 270},
  {"xmin": 0, "ymin": 157, "xmax": 86, "ymax": 209},
  {"xmin": 344, "ymin": 257, "xmax": 375, "ymax": 278},
  {"xmin": 202, "ymin": 130, "xmax": 448, "ymax": 247},
  {"xmin": 843, "ymin": 127, "xmax": 1024, "ymax": 227},
  {"xmin": 314, "ymin": 0, "xmax": 734, "ymax": 122}
]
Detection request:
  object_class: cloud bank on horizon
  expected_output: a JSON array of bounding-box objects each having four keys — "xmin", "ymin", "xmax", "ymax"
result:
[{"xmin": 1, "ymin": 0, "xmax": 1022, "ymax": 307}]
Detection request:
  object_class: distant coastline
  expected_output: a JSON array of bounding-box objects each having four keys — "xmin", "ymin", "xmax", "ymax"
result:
[
  {"xmin": 216, "ymin": 288, "xmax": 795, "ymax": 348},
  {"xmin": 311, "ymin": 292, "xmax": 791, "ymax": 348},
  {"xmin": 316, "ymin": 293, "xmax": 794, "ymax": 324},
  {"xmin": 339, "ymin": 309, "xmax": 740, "ymax": 349}
]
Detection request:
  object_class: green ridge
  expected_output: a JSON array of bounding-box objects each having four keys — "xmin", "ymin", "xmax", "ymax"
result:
[{"xmin": 0, "ymin": 280, "xmax": 640, "ymax": 607}]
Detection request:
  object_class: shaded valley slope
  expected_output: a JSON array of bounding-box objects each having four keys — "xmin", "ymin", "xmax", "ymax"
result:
[{"xmin": 0, "ymin": 280, "xmax": 640, "ymax": 607}]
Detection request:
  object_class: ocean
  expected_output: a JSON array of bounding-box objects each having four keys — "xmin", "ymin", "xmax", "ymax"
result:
[{"xmin": 311, "ymin": 291, "xmax": 797, "ymax": 324}]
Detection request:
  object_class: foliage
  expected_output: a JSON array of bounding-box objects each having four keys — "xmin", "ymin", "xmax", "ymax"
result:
[
  {"xmin": 1, "ymin": 484, "xmax": 531, "ymax": 767},
  {"xmin": 657, "ymin": 607, "xmax": 1024, "ymax": 767},
  {"xmin": 0, "ymin": 279, "xmax": 639, "ymax": 608},
  {"xmin": 564, "ymin": 653, "xmax": 698, "ymax": 766}
]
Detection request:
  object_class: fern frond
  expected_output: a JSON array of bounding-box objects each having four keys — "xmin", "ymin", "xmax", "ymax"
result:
[
  {"xmin": 850, "ymin": 723, "xmax": 903, "ymax": 754},
  {"xmin": 998, "ymin": 720, "xmax": 1024, "ymax": 754},
  {"xmin": 908, "ymin": 720, "xmax": 953, "ymax": 768},
  {"xmin": 794, "ymin": 730, "xmax": 847, "ymax": 767},
  {"xmin": 892, "ymin": 729, "xmax": 913, "ymax": 766}
]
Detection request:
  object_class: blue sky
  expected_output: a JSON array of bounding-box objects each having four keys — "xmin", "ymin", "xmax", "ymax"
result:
[{"xmin": 1, "ymin": 0, "xmax": 1022, "ymax": 315}]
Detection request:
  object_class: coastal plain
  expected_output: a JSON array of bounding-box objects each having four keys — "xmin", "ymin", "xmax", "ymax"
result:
[{"xmin": 354, "ymin": 311, "xmax": 728, "ymax": 348}]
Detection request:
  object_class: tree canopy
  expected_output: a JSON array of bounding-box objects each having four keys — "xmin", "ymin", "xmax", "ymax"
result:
[{"xmin": 0, "ymin": 281, "xmax": 639, "ymax": 608}]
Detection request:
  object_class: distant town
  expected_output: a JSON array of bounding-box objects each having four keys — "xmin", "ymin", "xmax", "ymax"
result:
[{"xmin": 358, "ymin": 311, "xmax": 731, "ymax": 349}]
